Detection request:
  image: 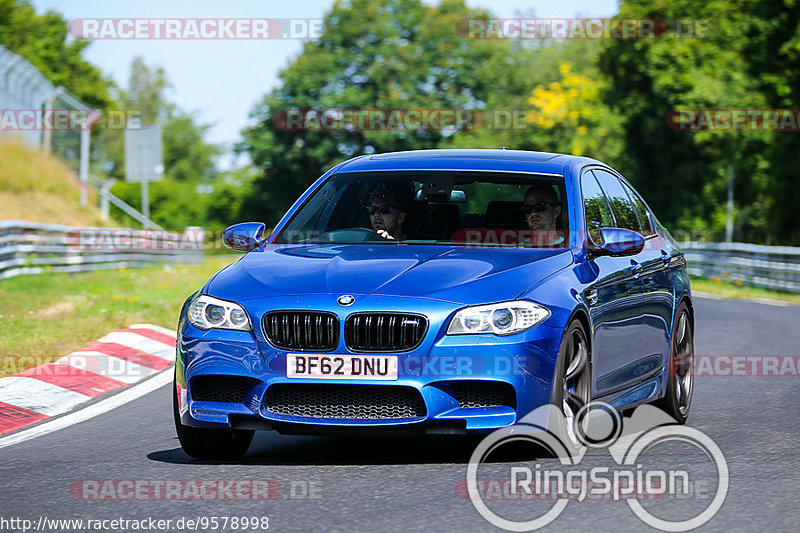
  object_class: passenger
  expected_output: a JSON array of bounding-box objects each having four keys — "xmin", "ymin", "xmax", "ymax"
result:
[
  {"xmin": 521, "ymin": 185, "xmax": 565, "ymax": 247},
  {"xmin": 368, "ymin": 190, "xmax": 407, "ymax": 240}
]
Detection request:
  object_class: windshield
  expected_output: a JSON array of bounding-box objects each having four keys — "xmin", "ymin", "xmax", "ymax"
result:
[{"xmin": 275, "ymin": 171, "xmax": 568, "ymax": 248}]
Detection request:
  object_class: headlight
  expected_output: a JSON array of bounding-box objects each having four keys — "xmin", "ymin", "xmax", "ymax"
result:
[
  {"xmin": 187, "ymin": 295, "xmax": 251, "ymax": 331},
  {"xmin": 447, "ymin": 300, "xmax": 550, "ymax": 336}
]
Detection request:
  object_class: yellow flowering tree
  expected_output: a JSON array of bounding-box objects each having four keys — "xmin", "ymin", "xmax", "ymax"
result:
[{"xmin": 526, "ymin": 64, "xmax": 623, "ymax": 160}]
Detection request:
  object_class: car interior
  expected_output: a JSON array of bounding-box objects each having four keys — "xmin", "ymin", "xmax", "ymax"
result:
[{"xmin": 278, "ymin": 171, "xmax": 568, "ymax": 246}]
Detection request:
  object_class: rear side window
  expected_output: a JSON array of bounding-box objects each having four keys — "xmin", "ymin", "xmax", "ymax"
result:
[
  {"xmin": 580, "ymin": 170, "xmax": 614, "ymax": 245},
  {"xmin": 621, "ymin": 180, "xmax": 655, "ymax": 236},
  {"xmin": 592, "ymin": 169, "xmax": 642, "ymax": 233}
]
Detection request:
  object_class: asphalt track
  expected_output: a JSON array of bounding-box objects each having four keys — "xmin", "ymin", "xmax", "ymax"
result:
[{"xmin": 1, "ymin": 295, "xmax": 798, "ymax": 532}]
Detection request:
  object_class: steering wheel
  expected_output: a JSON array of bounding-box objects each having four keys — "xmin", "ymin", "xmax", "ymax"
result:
[{"xmin": 308, "ymin": 227, "xmax": 386, "ymax": 243}]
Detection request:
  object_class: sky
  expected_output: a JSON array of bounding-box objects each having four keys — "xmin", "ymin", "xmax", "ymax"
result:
[{"xmin": 32, "ymin": 0, "xmax": 619, "ymax": 169}]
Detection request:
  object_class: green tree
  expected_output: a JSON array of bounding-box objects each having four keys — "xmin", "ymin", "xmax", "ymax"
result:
[
  {"xmin": 451, "ymin": 39, "xmax": 607, "ymax": 153},
  {"xmin": 238, "ymin": 0, "xmax": 514, "ymax": 223},
  {"xmin": 598, "ymin": 0, "xmax": 796, "ymax": 244},
  {"xmin": 101, "ymin": 57, "xmax": 220, "ymax": 183},
  {"xmin": 735, "ymin": 0, "xmax": 800, "ymax": 244},
  {"xmin": 103, "ymin": 57, "xmax": 223, "ymax": 228},
  {"xmin": 0, "ymin": 0, "xmax": 111, "ymax": 108}
]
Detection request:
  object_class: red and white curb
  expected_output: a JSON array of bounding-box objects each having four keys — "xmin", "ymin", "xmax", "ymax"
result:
[{"xmin": 0, "ymin": 324, "xmax": 175, "ymax": 436}]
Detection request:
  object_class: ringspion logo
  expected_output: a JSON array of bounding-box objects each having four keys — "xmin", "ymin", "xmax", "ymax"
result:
[{"xmin": 466, "ymin": 403, "xmax": 728, "ymax": 531}]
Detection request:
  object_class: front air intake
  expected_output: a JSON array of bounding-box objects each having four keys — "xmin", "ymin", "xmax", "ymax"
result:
[
  {"xmin": 451, "ymin": 381, "xmax": 516, "ymax": 409},
  {"xmin": 264, "ymin": 384, "xmax": 426, "ymax": 420},
  {"xmin": 190, "ymin": 375, "xmax": 256, "ymax": 404}
]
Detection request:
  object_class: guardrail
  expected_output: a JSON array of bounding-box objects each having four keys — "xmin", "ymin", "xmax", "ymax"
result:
[
  {"xmin": 2, "ymin": 224, "xmax": 797, "ymax": 292},
  {"xmin": 0, "ymin": 220, "xmax": 203, "ymax": 280},
  {"xmin": 681, "ymin": 241, "xmax": 800, "ymax": 293}
]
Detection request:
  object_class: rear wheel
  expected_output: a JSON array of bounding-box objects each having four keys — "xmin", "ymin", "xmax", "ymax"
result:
[
  {"xmin": 653, "ymin": 302, "xmax": 694, "ymax": 424},
  {"xmin": 173, "ymin": 377, "xmax": 254, "ymax": 460}
]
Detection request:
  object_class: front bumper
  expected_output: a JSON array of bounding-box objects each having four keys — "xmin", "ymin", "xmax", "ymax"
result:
[{"xmin": 175, "ymin": 295, "xmax": 564, "ymax": 434}]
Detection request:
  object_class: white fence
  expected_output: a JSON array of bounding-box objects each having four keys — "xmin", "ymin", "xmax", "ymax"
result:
[
  {"xmin": 681, "ymin": 241, "xmax": 800, "ymax": 293},
  {"xmin": 0, "ymin": 45, "xmax": 96, "ymax": 189},
  {"xmin": 0, "ymin": 220, "xmax": 203, "ymax": 280}
]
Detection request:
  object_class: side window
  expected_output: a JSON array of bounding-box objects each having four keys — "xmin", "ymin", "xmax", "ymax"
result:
[
  {"xmin": 592, "ymin": 169, "xmax": 642, "ymax": 233},
  {"xmin": 621, "ymin": 180, "xmax": 655, "ymax": 236},
  {"xmin": 580, "ymin": 170, "xmax": 614, "ymax": 245}
]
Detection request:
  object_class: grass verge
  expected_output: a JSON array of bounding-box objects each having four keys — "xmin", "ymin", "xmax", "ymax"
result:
[
  {"xmin": 0, "ymin": 255, "xmax": 239, "ymax": 375},
  {"xmin": 690, "ymin": 276, "xmax": 800, "ymax": 305},
  {"xmin": 0, "ymin": 140, "xmax": 116, "ymax": 226}
]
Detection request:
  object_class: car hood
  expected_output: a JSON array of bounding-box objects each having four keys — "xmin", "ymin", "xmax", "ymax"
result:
[{"xmin": 206, "ymin": 244, "xmax": 573, "ymax": 306}]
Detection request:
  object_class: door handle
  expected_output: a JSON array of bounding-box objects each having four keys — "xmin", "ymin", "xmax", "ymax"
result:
[
  {"xmin": 630, "ymin": 259, "xmax": 642, "ymax": 275},
  {"xmin": 586, "ymin": 287, "xmax": 598, "ymax": 306},
  {"xmin": 661, "ymin": 249, "xmax": 670, "ymax": 265}
]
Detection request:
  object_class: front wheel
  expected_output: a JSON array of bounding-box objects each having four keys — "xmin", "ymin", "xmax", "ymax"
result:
[
  {"xmin": 173, "ymin": 377, "xmax": 254, "ymax": 460},
  {"xmin": 653, "ymin": 302, "xmax": 694, "ymax": 424},
  {"xmin": 551, "ymin": 319, "xmax": 592, "ymax": 448}
]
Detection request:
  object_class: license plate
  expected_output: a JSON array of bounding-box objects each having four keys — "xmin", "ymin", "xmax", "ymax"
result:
[{"xmin": 287, "ymin": 354, "xmax": 398, "ymax": 380}]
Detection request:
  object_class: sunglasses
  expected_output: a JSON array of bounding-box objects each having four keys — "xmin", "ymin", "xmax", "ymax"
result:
[
  {"xmin": 521, "ymin": 201, "xmax": 557, "ymax": 214},
  {"xmin": 367, "ymin": 204, "xmax": 397, "ymax": 215}
]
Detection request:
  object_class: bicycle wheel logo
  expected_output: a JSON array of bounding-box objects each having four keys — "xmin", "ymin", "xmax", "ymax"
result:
[{"xmin": 465, "ymin": 402, "xmax": 729, "ymax": 531}]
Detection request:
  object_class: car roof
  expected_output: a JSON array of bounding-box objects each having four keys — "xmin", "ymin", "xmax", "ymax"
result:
[{"xmin": 336, "ymin": 149, "xmax": 592, "ymax": 176}]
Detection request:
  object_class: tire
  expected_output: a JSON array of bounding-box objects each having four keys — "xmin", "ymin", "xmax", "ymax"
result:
[
  {"xmin": 173, "ymin": 376, "xmax": 254, "ymax": 460},
  {"xmin": 550, "ymin": 319, "xmax": 592, "ymax": 449},
  {"xmin": 653, "ymin": 302, "xmax": 694, "ymax": 424}
]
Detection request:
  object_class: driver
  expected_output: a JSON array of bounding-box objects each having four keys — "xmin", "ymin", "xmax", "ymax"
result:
[{"xmin": 368, "ymin": 190, "xmax": 407, "ymax": 240}]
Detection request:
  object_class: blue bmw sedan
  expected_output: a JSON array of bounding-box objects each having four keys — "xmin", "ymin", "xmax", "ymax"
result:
[{"xmin": 173, "ymin": 149, "xmax": 694, "ymax": 459}]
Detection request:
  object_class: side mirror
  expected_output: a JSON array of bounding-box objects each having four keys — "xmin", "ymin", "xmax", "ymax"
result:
[
  {"xmin": 591, "ymin": 227, "xmax": 645, "ymax": 257},
  {"xmin": 223, "ymin": 222, "xmax": 267, "ymax": 251}
]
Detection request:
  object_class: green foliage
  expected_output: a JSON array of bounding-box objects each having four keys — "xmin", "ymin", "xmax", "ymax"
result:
[
  {"xmin": 1, "ymin": 2, "xmax": 243, "ymax": 231},
  {"xmin": 96, "ymin": 57, "xmax": 221, "ymax": 185},
  {"xmin": 735, "ymin": 0, "xmax": 800, "ymax": 244},
  {"xmin": 162, "ymin": 110, "xmax": 220, "ymax": 183},
  {"xmin": 0, "ymin": 0, "xmax": 111, "ymax": 108},
  {"xmin": 451, "ymin": 39, "xmax": 607, "ymax": 152},
  {"xmin": 238, "ymin": 0, "xmax": 510, "ymax": 223},
  {"xmin": 100, "ymin": 57, "xmax": 237, "ymax": 230},
  {"xmin": 598, "ymin": 0, "xmax": 799, "ymax": 244},
  {"xmin": 110, "ymin": 165, "xmax": 256, "ymax": 230},
  {"xmin": 240, "ymin": 0, "xmax": 798, "ymax": 244},
  {"xmin": 7, "ymin": 0, "xmax": 796, "ymax": 243}
]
